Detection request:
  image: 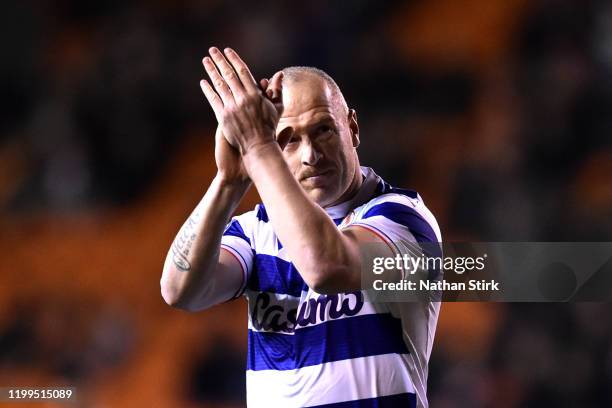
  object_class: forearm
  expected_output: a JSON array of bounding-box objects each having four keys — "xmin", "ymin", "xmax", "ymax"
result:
[
  {"xmin": 161, "ymin": 175, "xmax": 249, "ymax": 308},
  {"xmin": 243, "ymin": 143, "xmax": 358, "ymax": 290}
]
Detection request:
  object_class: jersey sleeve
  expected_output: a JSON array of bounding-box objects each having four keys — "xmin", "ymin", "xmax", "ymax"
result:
[
  {"xmin": 220, "ymin": 210, "xmax": 255, "ymax": 299},
  {"xmin": 345, "ymin": 193, "xmax": 443, "ymax": 279}
]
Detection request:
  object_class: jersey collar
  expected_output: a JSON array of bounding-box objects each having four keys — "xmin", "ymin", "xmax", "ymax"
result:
[{"xmin": 324, "ymin": 166, "xmax": 380, "ymax": 220}]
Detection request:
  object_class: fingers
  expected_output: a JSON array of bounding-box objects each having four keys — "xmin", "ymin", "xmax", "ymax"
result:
[
  {"xmin": 203, "ymin": 56, "xmax": 235, "ymax": 107},
  {"xmin": 259, "ymin": 78, "xmax": 271, "ymax": 97},
  {"xmin": 223, "ymin": 48, "xmax": 259, "ymax": 94},
  {"xmin": 260, "ymin": 78, "xmax": 279, "ymax": 100},
  {"xmin": 202, "ymin": 46, "xmax": 277, "ymax": 120},
  {"xmin": 200, "ymin": 79, "xmax": 224, "ymax": 119},
  {"xmin": 267, "ymin": 71, "xmax": 284, "ymax": 114},
  {"xmin": 208, "ymin": 47, "xmax": 247, "ymax": 98},
  {"xmin": 268, "ymin": 71, "xmax": 284, "ymax": 101}
]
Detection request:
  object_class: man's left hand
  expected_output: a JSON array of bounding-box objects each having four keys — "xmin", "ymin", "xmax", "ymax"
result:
[{"xmin": 200, "ymin": 47, "xmax": 284, "ymax": 155}]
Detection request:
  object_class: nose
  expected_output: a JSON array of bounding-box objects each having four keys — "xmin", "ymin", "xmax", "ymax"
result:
[{"xmin": 300, "ymin": 140, "xmax": 321, "ymax": 166}]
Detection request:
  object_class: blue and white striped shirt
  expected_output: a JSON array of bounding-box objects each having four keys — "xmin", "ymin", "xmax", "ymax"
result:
[{"xmin": 221, "ymin": 167, "xmax": 442, "ymax": 408}]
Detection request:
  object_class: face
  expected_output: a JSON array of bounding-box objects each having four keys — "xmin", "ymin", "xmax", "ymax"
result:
[{"xmin": 276, "ymin": 75, "xmax": 360, "ymax": 207}]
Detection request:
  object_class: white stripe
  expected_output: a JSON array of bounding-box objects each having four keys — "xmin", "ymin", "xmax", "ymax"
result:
[
  {"xmin": 246, "ymin": 353, "xmax": 415, "ymax": 407},
  {"xmin": 220, "ymin": 243, "xmax": 250, "ymax": 290},
  {"xmin": 252, "ymin": 219, "xmax": 276, "ymax": 248},
  {"xmin": 233, "ymin": 219, "xmax": 292, "ymax": 259}
]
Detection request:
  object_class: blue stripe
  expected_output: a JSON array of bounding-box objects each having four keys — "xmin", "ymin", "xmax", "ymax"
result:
[
  {"xmin": 373, "ymin": 180, "xmax": 418, "ymax": 200},
  {"xmin": 374, "ymin": 180, "xmax": 386, "ymax": 195},
  {"xmin": 247, "ymin": 313, "xmax": 408, "ymax": 371},
  {"xmin": 256, "ymin": 204, "xmax": 269, "ymax": 222},
  {"xmin": 248, "ymin": 254, "xmax": 308, "ymax": 296},
  {"xmin": 362, "ymin": 202, "xmax": 442, "ymax": 279},
  {"xmin": 363, "ymin": 202, "xmax": 438, "ymax": 244},
  {"xmin": 223, "ymin": 220, "xmax": 251, "ymax": 245},
  {"xmin": 388, "ymin": 187, "xmax": 418, "ymax": 199},
  {"xmin": 309, "ymin": 393, "xmax": 416, "ymax": 408}
]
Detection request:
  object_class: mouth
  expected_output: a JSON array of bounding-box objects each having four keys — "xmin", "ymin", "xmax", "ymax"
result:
[{"xmin": 300, "ymin": 169, "xmax": 333, "ymax": 186}]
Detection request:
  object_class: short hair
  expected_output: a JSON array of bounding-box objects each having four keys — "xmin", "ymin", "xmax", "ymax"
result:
[{"xmin": 281, "ymin": 66, "xmax": 348, "ymax": 114}]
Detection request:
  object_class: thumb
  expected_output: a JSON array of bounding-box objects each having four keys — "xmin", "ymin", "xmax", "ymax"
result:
[{"xmin": 216, "ymin": 125, "xmax": 239, "ymax": 150}]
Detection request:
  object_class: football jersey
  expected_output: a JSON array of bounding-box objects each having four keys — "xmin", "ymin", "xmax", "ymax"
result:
[{"xmin": 220, "ymin": 167, "xmax": 442, "ymax": 408}]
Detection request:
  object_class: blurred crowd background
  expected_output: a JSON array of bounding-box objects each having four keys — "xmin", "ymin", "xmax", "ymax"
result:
[{"xmin": 1, "ymin": 0, "xmax": 611, "ymax": 407}]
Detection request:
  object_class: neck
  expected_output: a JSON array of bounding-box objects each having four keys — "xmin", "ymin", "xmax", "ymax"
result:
[{"xmin": 325, "ymin": 161, "xmax": 362, "ymax": 208}]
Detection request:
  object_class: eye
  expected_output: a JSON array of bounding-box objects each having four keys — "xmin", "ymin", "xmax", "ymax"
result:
[{"xmin": 316, "ymin": 125, "xmax": 334, "ymax": 135}]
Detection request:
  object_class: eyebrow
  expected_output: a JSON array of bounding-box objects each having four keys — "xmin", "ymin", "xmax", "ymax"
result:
[
  {"xmin": 309, "ymin": 115, "xmax": 334, "ymax": 125},
  {"xmin": 276, "ymin": 112, "xmax": 339, "ymax": 138},
  {"xmin": 276, "ymin": 117, "xmax": 335, "ymax": 140},
  {"xmin": 295, "ymin": 117, "xmax": 336, "ymax": 136}
]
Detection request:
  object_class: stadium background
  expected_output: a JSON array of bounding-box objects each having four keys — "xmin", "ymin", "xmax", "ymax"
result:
[{"xmin": 1, "ymin": 0, "xmax": 611, "ymax": 406}]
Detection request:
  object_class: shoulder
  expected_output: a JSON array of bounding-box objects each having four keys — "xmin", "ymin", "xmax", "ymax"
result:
[
  {"xmin": 361, "ymin": 189, "xmax": 421, "ymax": 212},
  {"xmin": 351, "ymin": 190, "xmax": 442, "ymax": 243}
]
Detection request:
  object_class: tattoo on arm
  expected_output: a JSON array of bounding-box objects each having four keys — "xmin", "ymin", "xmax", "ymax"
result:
[{"xmin": 171, "ymin": 210, "xmax": 202, "ymax": 271}]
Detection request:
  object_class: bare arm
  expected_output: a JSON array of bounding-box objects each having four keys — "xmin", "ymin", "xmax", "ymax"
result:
[
  {"xmin": 160, "ymin": 174, "xmax": 249, "ymax": 311},
  {"xmin": 160, "ymin": 68, "xmax": 254, "ymax": 311},
  {"xmin": 241, "ymin": 144, "xmax": 400, "ymax": 293},
  {"xmin": 161, "ymin": 51, "xmax": 288, "ymax": 311},
  {"xmin": 242, "ymin": 142, "xmax": 365, "ymax": 292}
]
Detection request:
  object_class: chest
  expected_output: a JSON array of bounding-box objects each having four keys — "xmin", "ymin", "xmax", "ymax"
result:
[{"xmin": 247, "ymin": 288, "xmax": 365, "ymax": 334}]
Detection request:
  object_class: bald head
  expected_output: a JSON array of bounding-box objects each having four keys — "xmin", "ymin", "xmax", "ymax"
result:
[
  {"xmin": 281, "ymin": 66, "xmax": 348, "ymax": 116},
  {"xmin": 272, "ymin": 66, "xmax": 361, "ymax": 208}
]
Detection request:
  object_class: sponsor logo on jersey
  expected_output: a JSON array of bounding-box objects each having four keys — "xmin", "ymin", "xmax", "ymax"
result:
[{"xmin": 251, "ymin": 291, "xmax": 364, "ymax": 333}]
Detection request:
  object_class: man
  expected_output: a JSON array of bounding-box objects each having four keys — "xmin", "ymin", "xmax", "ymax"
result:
[{"xmin": 161, "ymin": 46, "xmax": 442, "ymax": 407}]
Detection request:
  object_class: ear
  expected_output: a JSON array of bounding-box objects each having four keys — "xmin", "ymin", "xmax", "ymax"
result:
[{"xmin": 348, "ymin": 109, "xmax": 360, "ymax": 148}]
